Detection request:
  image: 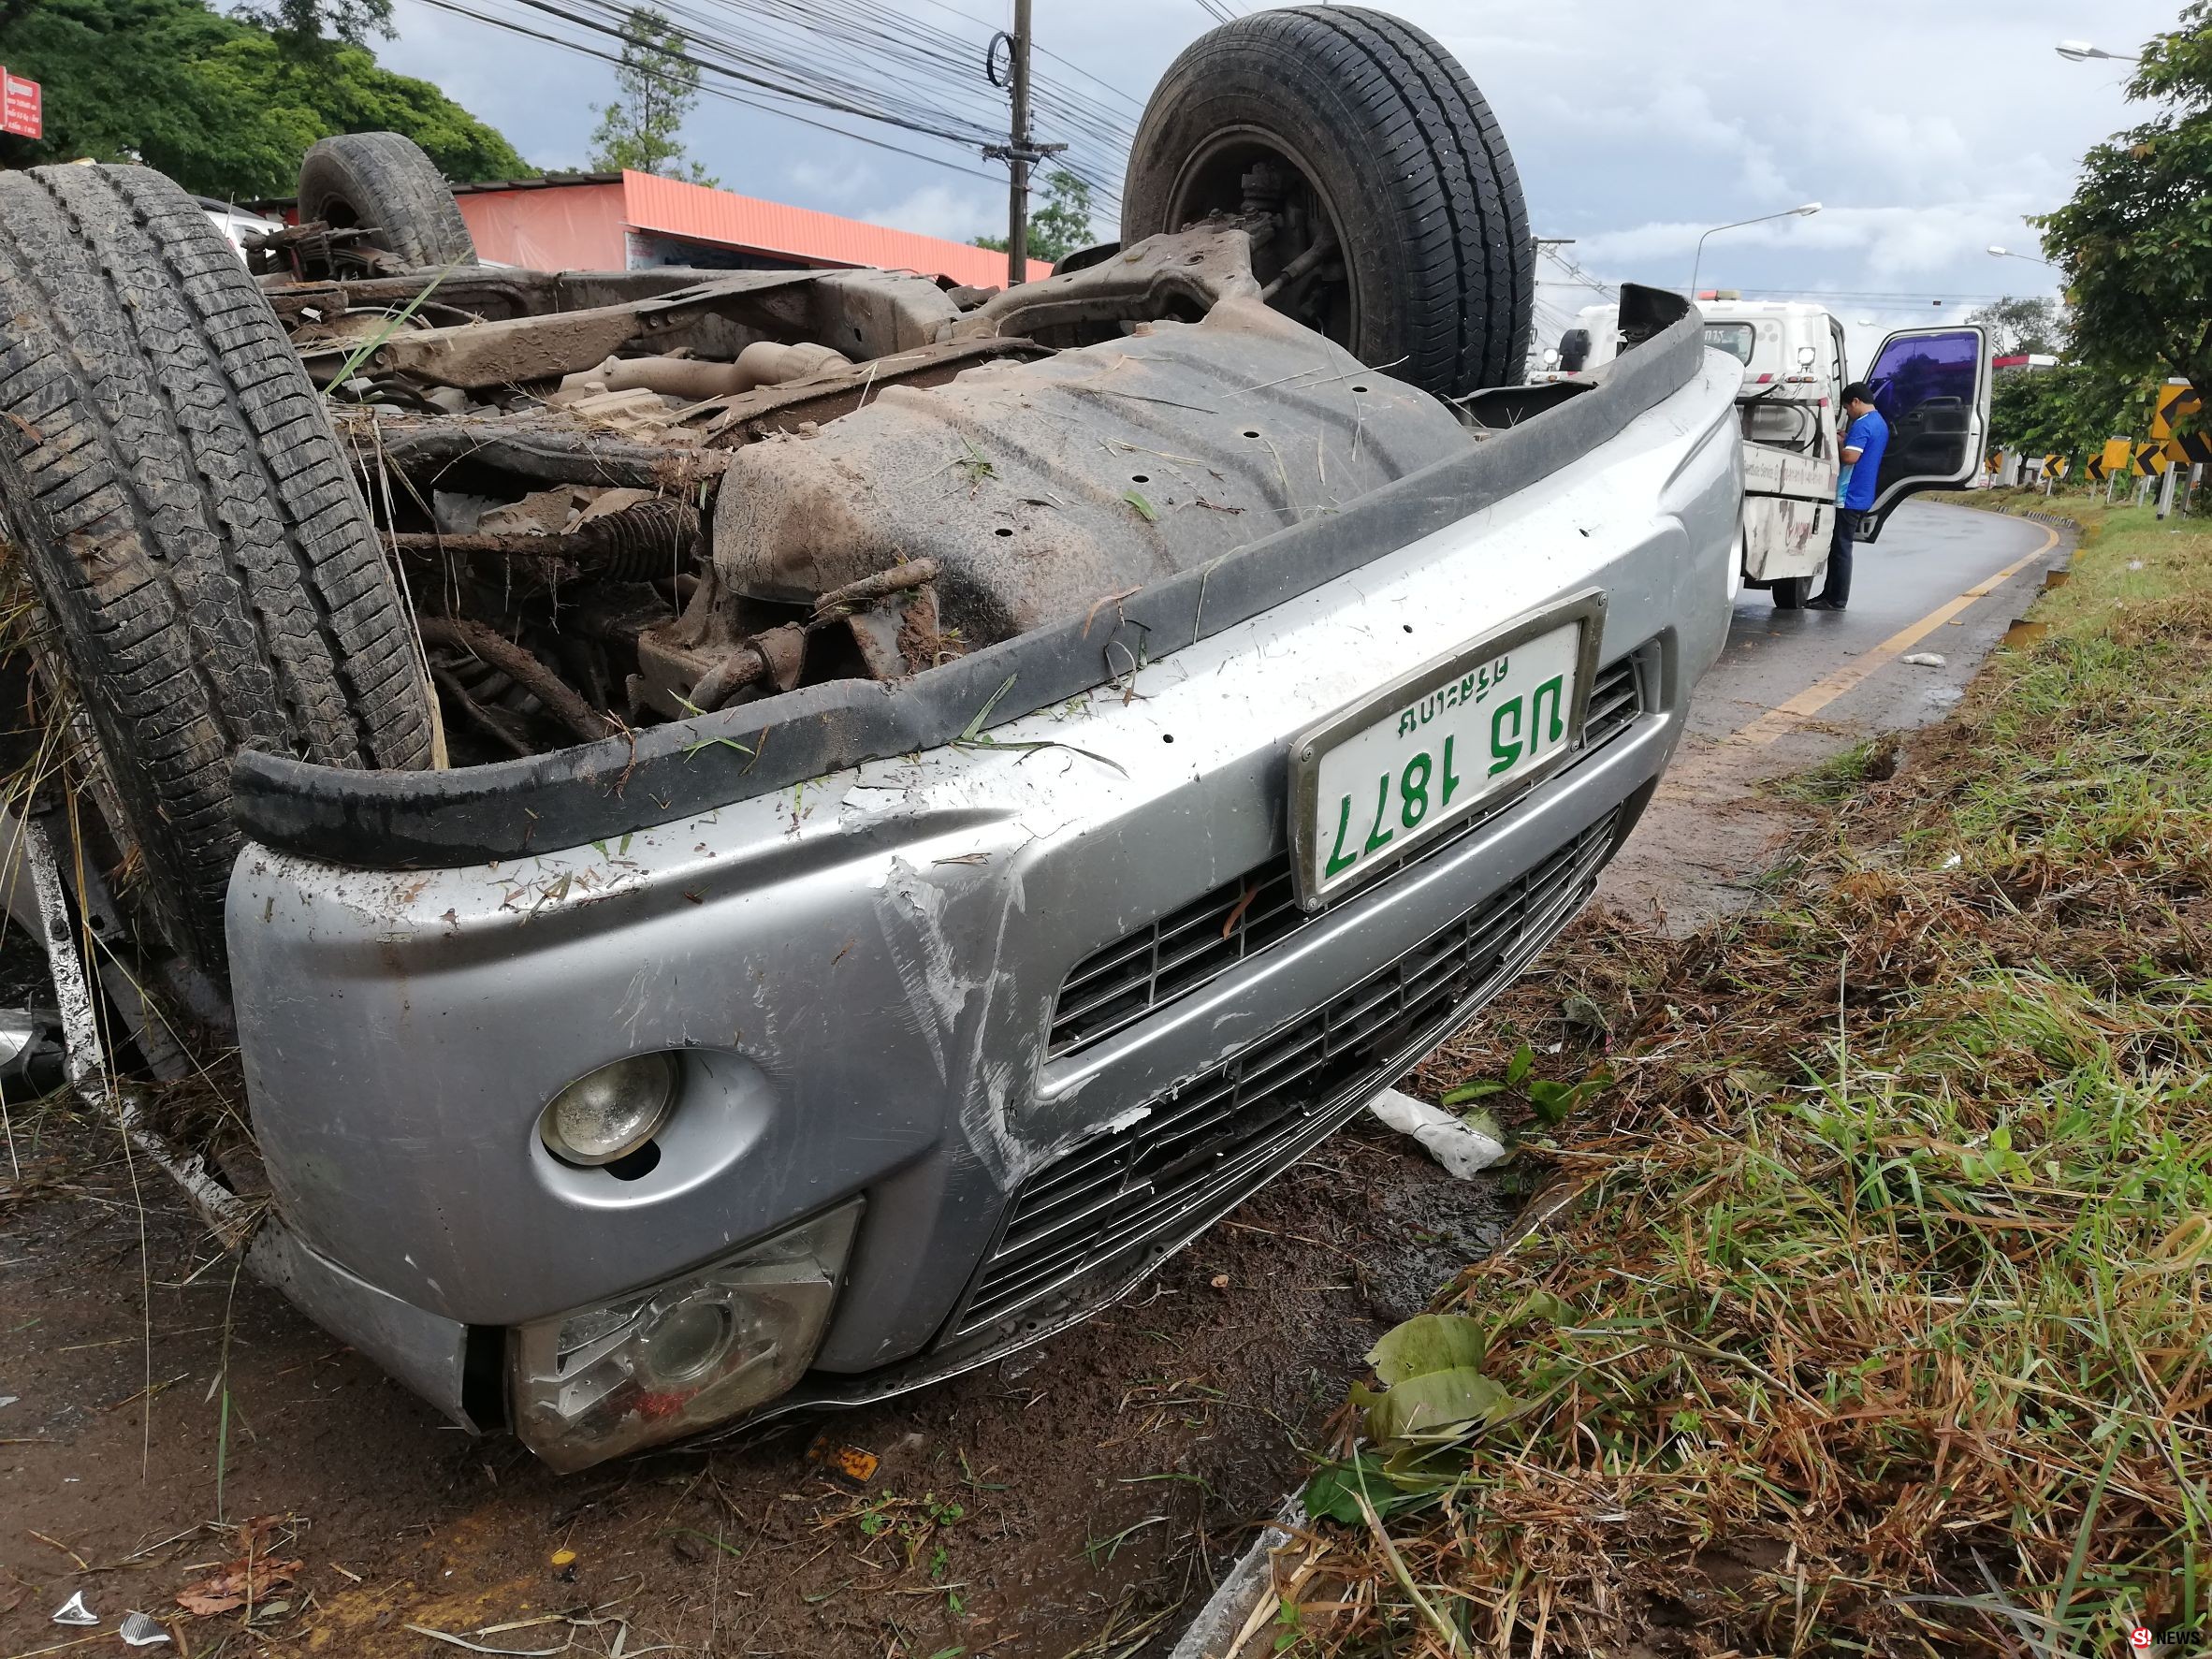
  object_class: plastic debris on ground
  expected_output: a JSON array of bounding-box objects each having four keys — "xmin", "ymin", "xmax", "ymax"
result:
[
  {"xmin": 1899, "ymin": 652, "xmax": 1947, "ymax": 667},
  {"xmin": 120, "ymin": 1611, "xmax": 172, "ymax": 1647},
  {"xmin": 805, "ymin": 1431, "xmax": 880, "ymax": 1486},
  {"xmin": 1366, "ymin": 1087, "xmax": 1511, "ymax": 1178},
  {"xmin": 52, "ymin": 1591, "xmax": 97, "ymax": 1625}
]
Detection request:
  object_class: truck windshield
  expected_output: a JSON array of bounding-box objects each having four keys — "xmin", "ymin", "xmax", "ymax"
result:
[{"xmin": 1701, "ymin": 322, "xmax": 1755, "ymax": 364}]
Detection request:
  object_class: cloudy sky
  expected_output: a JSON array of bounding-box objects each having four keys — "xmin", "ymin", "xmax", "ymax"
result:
[{"xmin": 383, "ymin": 0, "xmax": 2176, "ymax": 366}]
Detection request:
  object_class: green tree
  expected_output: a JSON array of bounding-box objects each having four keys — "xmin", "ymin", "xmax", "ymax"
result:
[
  {"xmin": 0, "ymin": 0, "xmax": 526, "ymax": 197},
  {"xmin": 2036, "ymin": 2, "xmax": 2212, "ymax": 411},
  {"xmin": 1966, "ymin": 295, "xmax": 2067, "ymax": 357},
  {"xmin": 1987, "ymin": 363, "xmax": 2158, "ymax": 466},
  {"xmin": 975, "ymin": 168, "xmax": 1096, "ymax": 266},
  {"xmin": 230, "ymin": 0, "xmax": 392, "ymax": 52},
  {"xmin": 589, "ymin": 7, "xmax": 719, "ymax": 186}
]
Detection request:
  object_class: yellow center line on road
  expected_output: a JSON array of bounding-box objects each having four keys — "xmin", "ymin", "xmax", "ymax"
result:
[{"xmin": 1729, "ymin": 520, "xmax": 2061, "ymax": 748}]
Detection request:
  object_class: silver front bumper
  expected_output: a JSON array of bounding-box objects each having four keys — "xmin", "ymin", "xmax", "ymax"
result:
[{"xmin": 226, "ymin": 351, "xmax": 1743, "ymax": 1434}]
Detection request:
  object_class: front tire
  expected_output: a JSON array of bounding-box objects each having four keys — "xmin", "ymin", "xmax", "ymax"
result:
[
  {"xmin": 1770, "ymin": 575, "xmax": 1813, "ymax": 610},
  {"xmin": 0, "ymin": 163, "xmax": 435, "ymax": 979},
  {"xmin": 1121, "ymin": 7, "xmax": 1534, "ymax": 400}
]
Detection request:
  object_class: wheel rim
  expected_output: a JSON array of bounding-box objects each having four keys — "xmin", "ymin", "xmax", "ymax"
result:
[{"xmin": 1163, "ymin": 125, "xmax": 1360, "ymax": 350}]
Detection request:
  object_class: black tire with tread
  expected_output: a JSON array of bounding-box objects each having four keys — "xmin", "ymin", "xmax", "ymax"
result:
[
  {"xmin": 1770, "ymin": 575, "xmax": 1812, "ymax": 610},
  {"xmin": 0, "ymin": 162, "xmax": 434, "ymax": 976},
  {"xmin": 298, "ymin": 131, "xmax": 476, "ymax": 269},
  {"xmin": 1122, "ymin": 6, "xmax": 1534, "ymax": 400}
]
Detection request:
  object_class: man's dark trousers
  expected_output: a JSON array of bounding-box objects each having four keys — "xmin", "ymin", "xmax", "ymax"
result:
[{"xmin": 1819, "ymin": 507, "xmax": 1862, "ymax": 607}]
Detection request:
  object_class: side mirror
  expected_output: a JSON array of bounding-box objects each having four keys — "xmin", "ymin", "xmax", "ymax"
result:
[{"xmin": 1557, "ymin": 327, "xmax": 1592, "ymax": 372}]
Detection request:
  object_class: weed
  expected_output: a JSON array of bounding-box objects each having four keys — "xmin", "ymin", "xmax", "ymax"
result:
[{"xmin": 1289, "ymin": 502, "xmax": 2212, "ymax": 1655}]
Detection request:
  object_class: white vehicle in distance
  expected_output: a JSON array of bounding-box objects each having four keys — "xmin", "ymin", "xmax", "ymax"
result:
[
  {"xmin": 197, "ymin": 196, "xmax": 287, "ymax": 258},
  {"xmin": 1549, "ymin": 297, "xmax": 1990, "ymax": 608}
]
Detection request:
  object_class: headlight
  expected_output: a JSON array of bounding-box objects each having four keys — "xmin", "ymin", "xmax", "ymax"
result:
[
  {"xmin": 538, "ymin": 1053, "xmax": 679, "ymax": 1167},
  {"xmin": 509, "ymin": 1199, "xmax": 863, "ymax": 1471}
]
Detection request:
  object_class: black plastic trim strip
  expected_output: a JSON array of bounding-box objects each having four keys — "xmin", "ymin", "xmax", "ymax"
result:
[{"xmin": 231, "ymin": 284, "xmax": 1701, "ymax": 870}]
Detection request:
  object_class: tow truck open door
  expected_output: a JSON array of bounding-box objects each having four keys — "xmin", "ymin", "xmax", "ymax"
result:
[{"xmin": 1857, "ymin": 323, "xmax": 1990, "ymax": 542}]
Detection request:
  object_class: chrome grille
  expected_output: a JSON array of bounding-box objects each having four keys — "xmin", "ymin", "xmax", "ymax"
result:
[
  {"xmin": 1048, "ymin": 650, "xmax": 1647, "ymax": 1057},
  {"xmin": 952, "ymin": 812, "xmax": 1618, "ymax": 1340}
]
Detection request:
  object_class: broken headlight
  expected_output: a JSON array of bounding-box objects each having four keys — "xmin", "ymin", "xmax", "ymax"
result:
[{"xmin": 510, "ymin": 1199, "xmax": 862, "ymax": 1471}]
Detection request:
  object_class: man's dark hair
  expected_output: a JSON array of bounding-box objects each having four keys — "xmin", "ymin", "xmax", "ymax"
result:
[{"xmin": 1841, "ymin": 382, "xmax": 1875, "ymax": 405}]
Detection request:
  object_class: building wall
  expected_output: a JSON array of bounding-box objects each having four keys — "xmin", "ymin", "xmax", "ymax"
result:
[
  {"xmin": 454, "ymin": 182, "xmax": 628, "ymax": 270},
  {"xmin": 453, "ymin": 173, "xmax": 1056, "ymax": 286}
]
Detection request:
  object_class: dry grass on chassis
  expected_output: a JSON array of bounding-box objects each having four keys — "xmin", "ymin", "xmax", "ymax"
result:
[{"xmin": 1271, "ymin": 500, "xmax": 2211, "ymax": 1656}]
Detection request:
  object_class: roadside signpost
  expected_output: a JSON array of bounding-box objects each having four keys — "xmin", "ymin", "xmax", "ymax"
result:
[
  {"xmin": 0, "ymin": 66, "xmax": 41, "ymax": 139},
  {"xmin": 2153, "ymin": 383, "xmax": 2212, "ymax": 466}
]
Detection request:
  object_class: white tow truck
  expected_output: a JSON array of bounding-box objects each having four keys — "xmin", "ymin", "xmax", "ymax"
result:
[{"xmin": 1550, "ymin": 298, "xmax": 1990, "ymax": 608}]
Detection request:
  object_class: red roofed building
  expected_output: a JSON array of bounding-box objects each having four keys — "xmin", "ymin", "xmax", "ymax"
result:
[{"xmin": 446, "ymin": 170, "xmax": 1050, "ymax": 286}]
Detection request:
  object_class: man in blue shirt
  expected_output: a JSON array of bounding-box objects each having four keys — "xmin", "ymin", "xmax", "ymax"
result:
[{"xmin": 1808, "ymin": 382, "xmax": 1890, "ymax": 611}]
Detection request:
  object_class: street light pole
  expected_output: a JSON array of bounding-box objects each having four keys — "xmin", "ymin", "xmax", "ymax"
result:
[
  {"xmin": 1987, "ymin": 244, "xmax": 2060, "ymax": 269},
  {"xmin": 1689, "ymin": 202, "xmax": 1822, "ymax": 298}
]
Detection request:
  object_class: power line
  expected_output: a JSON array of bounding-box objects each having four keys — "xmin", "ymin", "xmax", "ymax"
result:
[
  {"xmin": 906, "ymin": 0, "xmax": 1145, "ymax": 112},
  {"xmin": 433, "ymin": 0, "xmax": 1136, "ymax": 211},
  {"xmin": 1538, "ymin": 243, "xmax": 1617, "ymax": 300},
  {"xmin": 633, "ymin": 0, "xmax": 1137, "ymax": 204},
  {"xmin": 404, "ymin": 0, "xmax": 1012, "ymax": 184},
  {"xmin": 1716, "ymin": 286, "xmax": 2017, "ymax": 303}
]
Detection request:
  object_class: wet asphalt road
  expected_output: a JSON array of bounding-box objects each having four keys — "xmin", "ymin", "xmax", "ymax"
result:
[
  {"xmin": 1691, "ymin": 499, "xmax": 2059, "ymax": 748},
  {"xmin": 1598, "ymin": 500, "xmax": 2063, "ymax": 928}
]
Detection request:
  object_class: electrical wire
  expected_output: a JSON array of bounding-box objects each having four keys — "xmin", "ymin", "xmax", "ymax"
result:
[
  {"xmin": 444, "ymin": 0, "xmax": 1136, "ymax": 211},
  {"xmin": 1711, "ymin": 287, "xmax": 2018, "ymax": 303},
  {"xmin": 1539, "ymin": 243, "xmax": 1618, "ymax": 300},
  {"xmin": 404, "ymin": 0, "xmax": 1012, "ymax": 184}
]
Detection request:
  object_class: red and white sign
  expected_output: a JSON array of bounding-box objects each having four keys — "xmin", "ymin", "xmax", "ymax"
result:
[{"xmin": 1, "ymin": 67, "xmax": 43, "ymax": 140}]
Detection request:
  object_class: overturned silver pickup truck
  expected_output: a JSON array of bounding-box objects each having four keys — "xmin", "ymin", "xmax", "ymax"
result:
[{"xmin": 0, "ymin": 7, "xmax": 1740, "ymax": 1469}]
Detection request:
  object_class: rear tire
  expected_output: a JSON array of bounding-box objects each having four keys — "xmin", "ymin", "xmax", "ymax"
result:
[
  {"xmin": 0, "ymin": 163, "xmax": 434, "ymax": 978},
  {"xmin": 298, "ymin": 131, "xmax": 476, "ymax": 270},
  {"xmin": 1122, "ymin": 6, "xmax": 1534, "ymax": 400},
  {"xmin": 1771, "ymin": 575, "xmax": 1812, "ymax": 610}
]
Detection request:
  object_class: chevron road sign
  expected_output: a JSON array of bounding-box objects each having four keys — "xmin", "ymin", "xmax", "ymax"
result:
[{"xmin": 2154, "ymin": 384, "xmax": 2212, "ymax": 466}]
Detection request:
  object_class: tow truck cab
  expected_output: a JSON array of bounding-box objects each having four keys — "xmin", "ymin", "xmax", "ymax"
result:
[{"xmin": 1548, "ymin": 298, "xmax": 1992, "ymax": 609}]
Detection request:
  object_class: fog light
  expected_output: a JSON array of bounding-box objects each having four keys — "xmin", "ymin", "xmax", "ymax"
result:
[
  {"xmin": 509, "ymin": 1199, "xmax": 862, "ymax": 1471},
  {"xmin": 538, "ymin": 1053, "xmax": 679, "ymax": 1167}
]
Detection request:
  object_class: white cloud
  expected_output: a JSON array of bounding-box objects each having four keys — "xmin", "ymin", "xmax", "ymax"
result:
[
  {"xmin": 860, "ymin": 184, "xmax": 999, "ymax": 244},
  {"xmin": 375, "ymin": 0, "xmax": 2176, "ymax": 312},
  {"xmin": 788, "ymin": 159, "xmax": 881, "ymax": 206}
]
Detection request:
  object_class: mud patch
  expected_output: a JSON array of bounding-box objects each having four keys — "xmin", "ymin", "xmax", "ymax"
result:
[{"xmin": 0, "ymin": 1090, "xmax": 1510, "ymax": 1657}]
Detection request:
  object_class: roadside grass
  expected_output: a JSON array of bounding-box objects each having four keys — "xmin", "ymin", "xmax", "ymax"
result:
[
  {"xmin": 1288, "ymin": 501, "xmax": 2212, "ymax": 1655},
  {"xmin": 1760, "ymin": 732, "xmax": 1900, "ymax": 802}
]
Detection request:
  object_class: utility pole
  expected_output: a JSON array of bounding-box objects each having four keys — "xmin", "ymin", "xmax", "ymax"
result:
[
  {"xmin": 1006, "ymin": 0, "xmax": 1031, "ymax": 289},
  {"xmin": 985, "ymin": 0, "xmax": 1061, "ymax": 289}
]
